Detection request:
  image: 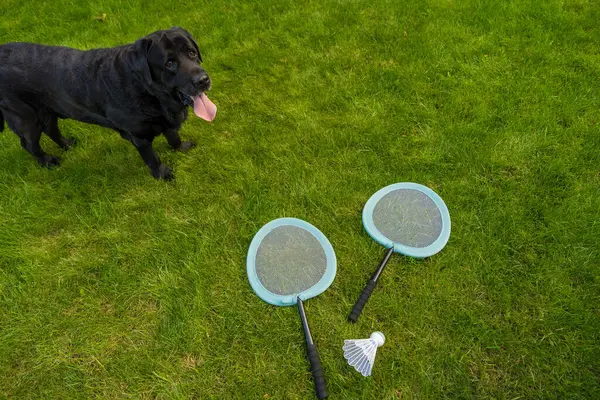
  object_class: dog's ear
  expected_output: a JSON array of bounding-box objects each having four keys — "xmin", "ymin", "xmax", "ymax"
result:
[
  {"xmin": 126, "ymin": 37, "xmax": 154, "ymax": 86},
  {"xmin": 170, "ymin": 26, "xmax": 202, "ymax": 62}
]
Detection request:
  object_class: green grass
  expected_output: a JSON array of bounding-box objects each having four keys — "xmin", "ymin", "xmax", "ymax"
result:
[{"xmin": 1, "ymin": 0, "xmax": 599, "ymax": 398}]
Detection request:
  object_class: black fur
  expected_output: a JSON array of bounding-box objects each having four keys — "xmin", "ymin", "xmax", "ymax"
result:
[{"xmin": 0, "ymin": 27, "xmax": 211, "ymax": 179}]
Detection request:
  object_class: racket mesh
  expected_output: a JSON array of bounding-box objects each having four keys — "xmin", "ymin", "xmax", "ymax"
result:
[
  {"xmin": 255, "ymin": 225, "xmax": 327, "ymax": 296},
  {"xmin": 372, "ymin": 189, "xmax": 442, "ymax": 248}
]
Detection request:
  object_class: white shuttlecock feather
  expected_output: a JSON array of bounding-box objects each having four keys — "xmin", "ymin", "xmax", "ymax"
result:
[{"xmin": 343, "ymin": 331, "xmax": 385, "ymax": 377}]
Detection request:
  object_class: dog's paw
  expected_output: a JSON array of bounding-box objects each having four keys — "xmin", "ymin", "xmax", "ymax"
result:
[
  {"xmin": 61, "ymin": 137, "xmax": 77, "ymax": 150},
  {"xmin": 178, "ymin": 141, "xmax": 195, "ymax": 152},
  {"xmin": 152, "ymin": 164, "xmax": 174, "ymax": 181},
  {"xmin": 40, "ymin": 155, "xmax": 61, "ymax": 168}
]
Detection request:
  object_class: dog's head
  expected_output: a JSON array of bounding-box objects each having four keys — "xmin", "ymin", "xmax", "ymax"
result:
[{"xmin": 126, "ymin": 27, "xmax": 216, "ymax": 121}]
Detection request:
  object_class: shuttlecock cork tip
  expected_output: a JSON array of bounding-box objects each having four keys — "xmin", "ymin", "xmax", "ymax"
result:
[{"xmin": 371, "ymin": 331, "xmax": 385, "ymax": 347}]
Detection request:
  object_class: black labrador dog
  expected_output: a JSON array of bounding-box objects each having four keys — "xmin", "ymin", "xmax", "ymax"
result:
[{"xmin": 0, "ymin": 27, "xmax": 216, "ymax": 180}]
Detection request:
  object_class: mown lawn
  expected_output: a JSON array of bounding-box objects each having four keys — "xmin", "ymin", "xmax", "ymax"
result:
[{"xmin": 0, "ymin": 0, "xmax": 599, "ymax": 398}]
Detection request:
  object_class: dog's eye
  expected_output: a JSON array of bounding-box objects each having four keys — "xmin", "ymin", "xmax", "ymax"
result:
[
  {"xmin": 188, "ymin": 50, "xmax": 196, "ymax": 58},
  {"xmin": 165, "ymin": 60, "xmax": 177, "ymax": 71}
]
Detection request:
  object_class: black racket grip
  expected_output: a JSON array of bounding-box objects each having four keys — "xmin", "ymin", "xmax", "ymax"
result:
[
  {"xmin": 348, "ymin": 279, "xmax": 378, "ymax": 323},
  {"xmin": 307, "ymin": 343, "xmax": 328, "ymax": 399}
]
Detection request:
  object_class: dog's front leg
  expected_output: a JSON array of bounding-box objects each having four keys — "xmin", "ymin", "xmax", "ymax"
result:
[
  {"xmin": 164, "ymin": 128, "xmax": 195, "ymax": 152},
  {"xmin": 129, "ymin": 135, "xmax": 173, "ymax": 180}
]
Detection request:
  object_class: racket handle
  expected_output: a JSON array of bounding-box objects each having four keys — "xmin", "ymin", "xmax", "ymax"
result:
[
  {"xmin": 307, "ymin": 343, "xmax": 328, "ymax": 399},
  {"xmin": 348, "ymin": 247, "xmax": 394, "ymax": 322},
  {"xmin": 348, "ymin": 279, "xmax": 377, "ymax": 322}
]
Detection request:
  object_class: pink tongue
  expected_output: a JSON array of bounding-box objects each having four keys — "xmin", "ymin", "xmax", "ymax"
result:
[{"xmin": 193, "ymin": 93, "xmax": 217, "ymax": 121}]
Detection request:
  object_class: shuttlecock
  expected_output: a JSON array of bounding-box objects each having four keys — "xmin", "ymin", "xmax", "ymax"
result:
[{"xmin": 343, "ymin": 331, "xmax": 385, "ymax": 377}]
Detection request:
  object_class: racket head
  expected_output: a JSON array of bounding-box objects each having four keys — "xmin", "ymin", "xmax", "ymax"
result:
[
  {"xmin": 246, "ymin": 218, "xmax": 337, "ymax": 306},
  {"xmin": 362, "ymin": 182, "xmax": 451, "ymax": 258}
]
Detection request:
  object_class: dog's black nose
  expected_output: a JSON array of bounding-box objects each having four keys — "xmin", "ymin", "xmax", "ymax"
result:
[{"xmin": 193, "ymin": 74, "xmax": 210, "ymax": 87}]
